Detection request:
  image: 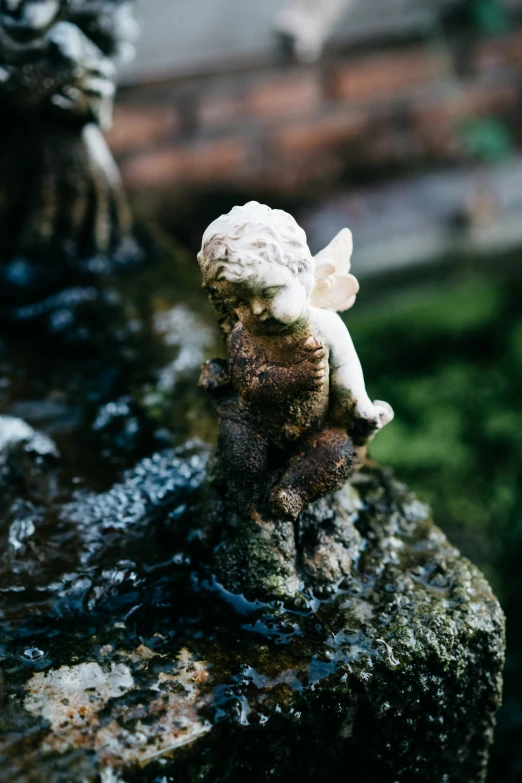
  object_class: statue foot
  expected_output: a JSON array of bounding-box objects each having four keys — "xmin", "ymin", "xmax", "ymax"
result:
[{"xmin": 268, "ymin": 486, "xmax": 304, "ymax": 521}]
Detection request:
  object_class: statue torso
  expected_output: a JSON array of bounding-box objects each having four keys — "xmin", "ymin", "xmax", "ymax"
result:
[{"xmin": 229, "ymin": 322, "xmax": 330, "ymax": 447}]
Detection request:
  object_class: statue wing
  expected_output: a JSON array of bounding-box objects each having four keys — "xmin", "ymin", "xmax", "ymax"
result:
[{"xmin": 310, "ymin": 228, "xmax": 360, "ymax": 312}]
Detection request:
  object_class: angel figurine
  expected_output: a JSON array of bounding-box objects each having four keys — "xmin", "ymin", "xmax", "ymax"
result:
[
  {"xmin": 0, "ymin": 0, "xmax": 137, "ymax": 274},
  {"xmin": 198, "ymin": 202, "xmax": 393, "ymax": 523}
]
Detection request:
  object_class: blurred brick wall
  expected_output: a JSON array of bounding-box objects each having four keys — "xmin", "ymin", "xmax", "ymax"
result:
[{"xmin": 106, "ymin": 30, "xmax": 522, "ymax": 199}]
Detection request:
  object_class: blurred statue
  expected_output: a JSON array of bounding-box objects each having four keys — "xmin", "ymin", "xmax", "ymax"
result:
[
  {"xmin": 275, "ymin": 0, "xmax": 355, "ymax": 62},
  {"xmin": 0, "ymin": 0, "xmax": 138, "ymax": 289},
  {"xmin": 198, "ymin": 202, "xmax": 393, "ymax": 523}
]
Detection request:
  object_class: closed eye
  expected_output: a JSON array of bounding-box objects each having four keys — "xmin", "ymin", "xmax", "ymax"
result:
[{"xmin": 262, "ymin": 286, "xmax": 283, "ymax": 298}]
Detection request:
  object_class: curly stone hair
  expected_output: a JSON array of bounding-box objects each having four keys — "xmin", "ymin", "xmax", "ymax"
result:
[{"xmin": 198, "ymin": 201, "xmax": 315, "ymax": 294}]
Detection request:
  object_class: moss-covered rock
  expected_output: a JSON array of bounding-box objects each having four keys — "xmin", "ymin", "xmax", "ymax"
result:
[
  {"xmin": 211, "ymin": 483, "xmax": 362, "ymax": 600},
  {"xmin": 1, "ymin": 449, "xmax": 504, "ymax": 783}
]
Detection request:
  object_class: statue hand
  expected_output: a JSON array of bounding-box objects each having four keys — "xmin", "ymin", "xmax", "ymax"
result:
[
  {"xmin": 199, "ymin": 359, "xmax": 231, "ymax": 393},
  {"xmin": 302, "ymin": 335, "xmax": 326, "ymax": 361},
  {"xmin": 349, "ymin": 399, "xmax": 394, "ymax": 445},
  {"xmin": 373, "ymin": 400, "xmax": 394, "ymax": 428},
  {"xmin": 302, "ymin": 336, "xmax": 327, "ymax": 390}
]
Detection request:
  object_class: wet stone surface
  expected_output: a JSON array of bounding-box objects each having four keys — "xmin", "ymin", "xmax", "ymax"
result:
[
  {"xmin": 0, "ymin": 243, "xmax": 505, "ymax": 783},
  {"xmin": 0, "ymin": 429, "xmax": 504, "ymax": 782}
]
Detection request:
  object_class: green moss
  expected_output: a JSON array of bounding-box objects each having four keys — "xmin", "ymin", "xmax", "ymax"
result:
[
  {"xmin": 460, "ymin": 119, "xmax": 513, "ymax": 163},
  {"xmin": 344, "ymin": 274, "xmax": 521, "ymax": 599},
  {"xmin": 471, "ymin": 0, "xmax": 511, "ymax": 35}
]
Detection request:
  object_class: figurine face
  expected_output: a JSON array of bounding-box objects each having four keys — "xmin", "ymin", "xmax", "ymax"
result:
[
  {"xmin": 0, "ymin": 0, "xmax": 64, "ymax": 41},
  {"xmin": 213, "ymin": 259, "xmax": 310, "ymax": 335}
]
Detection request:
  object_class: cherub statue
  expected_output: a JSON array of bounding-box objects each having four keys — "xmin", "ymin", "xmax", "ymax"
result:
[
  {"xmin": 0, "ymin": 0, "xmax": 137, "ymax": 273},
  {"xmin": 198, "ymin": 202, "xmax": 393, "ymax": 523}
]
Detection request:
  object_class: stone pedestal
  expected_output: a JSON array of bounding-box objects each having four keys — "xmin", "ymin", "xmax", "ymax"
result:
[{"xmin": 2, "ymin": 438, "xmax": 504, "ymax": 783}]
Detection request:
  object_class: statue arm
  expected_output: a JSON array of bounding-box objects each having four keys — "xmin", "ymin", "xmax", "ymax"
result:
[{"xmin": 321, "ymin": 310, "xmax": 393, "ymax": 443}]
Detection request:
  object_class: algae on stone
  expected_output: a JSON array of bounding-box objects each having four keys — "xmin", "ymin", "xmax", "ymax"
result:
[{"xmin": 0, "ymin": 444, "xmax": 505, "ymax": 783}]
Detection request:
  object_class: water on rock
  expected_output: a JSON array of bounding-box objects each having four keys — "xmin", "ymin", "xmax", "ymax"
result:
[{"xmin": 0, "ymin": 241, "xmax": 505, "ymax": 783}]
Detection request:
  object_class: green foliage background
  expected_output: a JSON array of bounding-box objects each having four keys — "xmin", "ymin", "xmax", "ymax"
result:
[{"xmin": 346, "ymin": 270, "xmax": 522, "ymax": 781}]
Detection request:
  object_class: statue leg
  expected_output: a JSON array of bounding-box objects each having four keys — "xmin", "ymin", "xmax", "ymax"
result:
[
  {"xmin": 269, "ymin": 426, "xmax": 354, "ymax": 520},
  {"xmin": 215, "ymin": 400, "xmax": 270, "ymax": 508}
]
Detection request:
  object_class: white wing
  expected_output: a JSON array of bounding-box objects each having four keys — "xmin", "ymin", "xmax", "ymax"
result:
[{"xmin": 310, "ymin": 228, "xmax": 360, "ymax": 312}]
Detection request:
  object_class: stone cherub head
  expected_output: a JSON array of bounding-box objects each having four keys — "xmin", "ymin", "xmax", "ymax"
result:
[
  {"xmin": 199, "ymin": 202, "xmax": 316, "ymax": 337},
  {"xmin": 199, "ymin": 201, "xmax": 359, "ymax": 338},
  {"xmin": 198, "ymin": 202, "xmax": 392, "ymax": 522}
]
